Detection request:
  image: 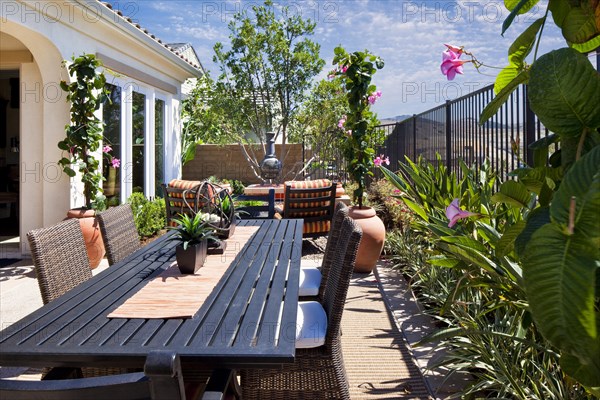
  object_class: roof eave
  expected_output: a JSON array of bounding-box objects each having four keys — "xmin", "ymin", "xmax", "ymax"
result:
[{"xmin": 75, "ymin": 0, "xmax": 203, "ymax": 78}]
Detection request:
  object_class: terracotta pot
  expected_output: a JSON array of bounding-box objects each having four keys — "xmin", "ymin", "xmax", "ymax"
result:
[
  {"xmin": 348, "ymin": 206, "xmax": 385, "ymax": 273},
  {"xmin": 66, "ymin": 208, "xmax": 106, "ymax": 269}
]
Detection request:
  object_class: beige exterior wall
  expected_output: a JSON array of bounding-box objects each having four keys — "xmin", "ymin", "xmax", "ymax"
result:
[
  {"xmin": 1, "ymin": 0, "xmax": 200, "ymax": 255},
  {"xmin": 182, "ymin": 144, "xmax": 307, "ymax": 184}
]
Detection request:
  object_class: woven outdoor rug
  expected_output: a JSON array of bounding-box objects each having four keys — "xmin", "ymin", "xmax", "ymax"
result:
[{"xmin": 341, "ymin": 275, "xmax": 432, "ymax": 399}]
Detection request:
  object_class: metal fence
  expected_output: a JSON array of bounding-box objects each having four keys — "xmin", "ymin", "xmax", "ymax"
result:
[
  {"xmin": 376, "ymin": 83, "xmax": 551, "ymax": 182},
  {"xmin": 308, "ymin": 49, "xmax": 599, "ymax": 184}
]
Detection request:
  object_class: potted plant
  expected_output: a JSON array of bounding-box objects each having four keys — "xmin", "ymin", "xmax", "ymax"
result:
[
  {"xmin": 169, "ymin": 213, "xmax": 218, "ymax": 274},
  {"xmin": 57, "ymin": 54, "xmax": 110, "ymax": 268},
  {"xmin": 332, "ymin": 47, "xmax": 386, "ymax": 273}
]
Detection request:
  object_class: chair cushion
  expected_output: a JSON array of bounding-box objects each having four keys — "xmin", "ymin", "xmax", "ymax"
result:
[
  {"xmin": 304, "ymin": 220, "xmax": 331, "ymax": 235},
  {"xmin": 298, "ymin": 267, "xmax": 321, "ymax": 297},
  {"xmin": 296, "ymin": 301, "xmax": 327, "ymax": 349}
]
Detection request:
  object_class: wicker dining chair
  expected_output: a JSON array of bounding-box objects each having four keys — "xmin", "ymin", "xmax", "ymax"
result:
[
  {"xmin": 0, "ymin": 351, "xmax": 187, "ymax": 400},
  {"xmin": 97, "ymin": 204, "xmax": 142, "ymax": 265},
  {"xmin": 240, "ymin": 215, "xmax": 362, "ymax": 400},
  {"xmin": 299, "ymin": 202, "xmax": 349, "ymax": 299},
  {"xmin": 27, "ymin": 219, "xmax": 93, "ymax": 305},
  {"xmin": 27, "ymin": 219, "xmax": 137, "ymax": 379}
]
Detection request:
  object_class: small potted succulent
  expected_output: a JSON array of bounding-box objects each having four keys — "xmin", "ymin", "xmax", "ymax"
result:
[{"xmin": 169, "ymin": 213, "xmax": 217, "ymax": 274}]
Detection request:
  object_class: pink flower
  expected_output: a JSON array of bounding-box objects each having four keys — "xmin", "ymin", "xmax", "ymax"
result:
[
  {"xmin": 337, "ymin": 115, "xmax": 346, "ymax": 129},
  {"xmin": 373, "ymin": 154, "xmax": 390, "ymax": 167},
  {"xmin": 444, "ymin": 44, "xmax": 463, "ymax": 54},
  {"xmin": 340, "ymin": 65, "xmax": 348, "ymax": 73},
  {"xmin": 111, "ymin": 158, "xmax": 121, "ymax": 168},
  {"xmin": 327, "ymin": 70, "xmax": 336, "ymax": 79},
  {"xmin": 102, "ymin": 145, "xmax": 112, "ymax": 153},
  {"xmin": 345, "ymin": 129, "xmax": 352, "ymax": 136},
  {"xmin": 446, "ymin": 199, "xmax": 476, "ymax": 227},
  {"xmin": 441, "ymin": 48, "xmax": 468, "ymax": 81},
  {"xmin": 368, "ymin": 90, "xmax": 382, "ymax": 105}
]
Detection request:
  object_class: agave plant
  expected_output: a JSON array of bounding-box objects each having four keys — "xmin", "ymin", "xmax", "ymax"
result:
[{"xmin": 168, "ymin": 213, "xmax": 217, "ymax": 250}]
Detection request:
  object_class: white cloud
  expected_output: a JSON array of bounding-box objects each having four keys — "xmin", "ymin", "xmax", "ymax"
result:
[{"xmin": 109, "ymin": 0, "xmax": 568, "ymax": 117}]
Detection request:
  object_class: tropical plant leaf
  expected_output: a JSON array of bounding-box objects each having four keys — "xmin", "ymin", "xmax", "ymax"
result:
[
  {"xmin": 497, "ymin": 221, "xmax": 526, "ymax": 257},
  {"xmin": 550, "ymin": 0, "xmax": 600, "ymax": 44},
  {"xmin": 402, "ymin": 197, "xmax": 429, "ymax": 222},
  {"xmin": 528, "ymin": 48, "xmax": 600, "ymax": 137},
  {"xmin": 379, "ymin": 165, "xmax": 407, "ymax": 191},
  {"xmin": 508, "ymin": 17, "xmax": 545, "ymax": 66},
  {"xmin": 515, "ymin": 206, "xmax": 550, "ymax": 258},
  {"xmin": 427, "ymin": 255, "xmax": 460, "ymax": 268},
  {"xmin": 569, "ymin": 34, "xmax": 600, "ymax": 53},
  {"xmin": 560, "ymin": 351, "xmax": 600, "ymax": 387},
  {"xmin": 480, "ymin": 71, "xmax": 529, "ymax": 124},
  {"xmin": 550, "ymin": 145, "xmax": 600, "ymax": 237},
  {"xmin": 491, "ymin": 180, "xmax": 532, "ymax": 208},
  {"xmin": 502, "ymin": 0, "xmax": 541, "ymax": 35},
  {"xmin": 523, "ymin": 224, "xmax": 598, "ymax": 370},
  {"xmin": 494, "ymin": 66, "xmax": 520, "ymax": 95}
]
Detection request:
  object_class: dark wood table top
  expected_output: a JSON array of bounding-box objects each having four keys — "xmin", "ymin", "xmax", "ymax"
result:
[{"xmin": 0, "ymin": 219, "xmax": 302, "ymax": 371}]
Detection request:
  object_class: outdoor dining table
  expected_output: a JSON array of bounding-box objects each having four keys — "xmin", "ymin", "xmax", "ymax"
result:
[{"xmin": 0, "ymin": 219, "xmax": 303, "ymax": 378}]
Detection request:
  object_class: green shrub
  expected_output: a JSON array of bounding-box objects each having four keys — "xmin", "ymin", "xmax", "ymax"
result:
[
  {"xmin": 127, "ymin": 194, "xmax": 166, "ymax": 238},
  {"xmin": 380, "ymin": 155, "xmax": 591, "ymax": 399},
  {"xmin": 367, "ymin": 178, "xmax": 413, "ymax": 230}
]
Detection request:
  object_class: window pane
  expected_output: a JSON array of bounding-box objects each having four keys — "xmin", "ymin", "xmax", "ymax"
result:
[
  {"xmin": 155, "ymin": 99, "xmax": 165, "ymax": 198},
  {"xmin": 132, "ymin": 92, "xmax": 145, "ymax": 194},
  {"xmin": 102, "ymin": 84, "xmax": 121, "ymax": 205}
]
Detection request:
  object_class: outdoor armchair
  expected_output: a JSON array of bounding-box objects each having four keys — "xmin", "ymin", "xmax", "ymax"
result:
[
  {"xmin": 240, "ymin": 214, "xmax": 362, "ymax": 399},
  {"xmin": 97, "ymin": 204, "xmax": 141, "ymax": 266},
  {"xmin": 298, "ymin": 202, "xmax": 349, "ymax": 298},
  {"xmin": 26, "ymin": 218, "xmax": 92, "ymax": 305},
  {"xmin": 0, "ymin": 351, "xmax": 218, "ymax": 400},
  {"xmin": 276, "ymin": 179, "xmax": 337, "ymax": 238}
]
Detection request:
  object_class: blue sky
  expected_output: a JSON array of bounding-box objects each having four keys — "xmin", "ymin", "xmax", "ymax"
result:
[{"xmin": 107, "ymin": 0, "xmax": 568, "ymax": 119}]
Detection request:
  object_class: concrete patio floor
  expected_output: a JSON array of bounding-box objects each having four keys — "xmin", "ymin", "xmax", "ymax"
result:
[{"xmin": 0, "ymin": 253, "xmax": 467, "ymax": 399}]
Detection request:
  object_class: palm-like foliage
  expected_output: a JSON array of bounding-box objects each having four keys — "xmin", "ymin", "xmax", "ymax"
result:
[{"xmin": 169, "ymin": 214, "xmax": 217, "ymax": 250}]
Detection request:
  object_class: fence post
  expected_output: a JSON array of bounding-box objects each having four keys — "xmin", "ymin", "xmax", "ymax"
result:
[
  {"xmin": 445, "ymin": 100, "xmax": 452, "ymax": 170},
  {"xmin": 524, "ymin": 86, "xmax": 536, "ymax": 166},
  {"xmin": 412, "ymin": 114, "xmax": 417, "ymax": 159}
]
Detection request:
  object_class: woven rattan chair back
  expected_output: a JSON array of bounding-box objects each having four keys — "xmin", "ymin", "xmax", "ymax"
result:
[
  {"xmin": 321, "ymin": 216, "xmax": 362, "ymax": 347},
  {"xmin": 317, "ymin": 202, "xmax": 349, "ymax": 301},
  {"xmin": 240, "ymin": 215, "xmax": 362, "ymax": 400},
  {"xmin": 27, "ymin": 219, "xmax": 92, "ymax": 305},
  {"xmin": 97, "ymin": 204, "xmax": 142, "ymax": 266}
]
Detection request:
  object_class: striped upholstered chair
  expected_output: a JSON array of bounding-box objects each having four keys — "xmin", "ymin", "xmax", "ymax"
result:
[
  {"xmin": 162, "ymin": 179, "xmax": 202, "ymax": 227},
  {"xmin": 277, "ymin": 179, "xmax": 337, "ymax": 238}
]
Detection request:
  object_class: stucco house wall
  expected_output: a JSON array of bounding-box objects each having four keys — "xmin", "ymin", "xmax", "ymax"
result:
[{"xmin": 0, "ymin": 0, "xmax": 203, "ymax": 255}]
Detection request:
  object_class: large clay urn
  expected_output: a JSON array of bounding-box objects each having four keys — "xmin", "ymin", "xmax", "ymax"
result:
[
  {"xmin": 66, "ymin": 208, "xmax": 105, "ymax": 269},
  {"xmin": 348, "ymin": 206, "xmax": 385, "ymax": 273}
]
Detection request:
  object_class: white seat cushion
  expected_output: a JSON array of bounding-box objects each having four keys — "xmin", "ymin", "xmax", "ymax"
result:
[
  {"xmin": 296, "ymin": 301, "xmax": 327, "ymax": 348},
  {"xmin": 298, "ymin": 267, "xmax": 321, "ymax": 297}
]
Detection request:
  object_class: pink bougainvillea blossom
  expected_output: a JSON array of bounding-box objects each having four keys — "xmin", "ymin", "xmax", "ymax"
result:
[
  {"xmin": 446, "ymin": 198, "xmax": 476, "ymax": 227},
  {"xmin": 444, "ymin": 44, "xmax": 463, "ymax": 54},
  {"xmin": 373, "ymin": 154, "xmax": 390, "ymax": 167},
  {"xmin": 102, "ymin": 145, "xmax": 112, "ymax": 153},
  {"xmin": 368, "ymin": 90, "xmax": 382, "ymax": 105},
  {"xmin": 337, "ymin": 115, "xmax": 347, "ymax": 129},
  {"xmin": 441, "ymin": 48, "xmax": 468, "ymax": 81},
  {"xmin": 340, "ymin": 65, "xmax": 348, "ymax": 73},
  {"xmin": 111, "ymin": 158, "xmax": 121, "ymax": 168}
]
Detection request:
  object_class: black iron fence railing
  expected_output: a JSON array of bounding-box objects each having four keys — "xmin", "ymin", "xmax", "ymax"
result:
[{"xmin": 305, "ymin": 49, "xmax": 598, "ymax": 185}]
